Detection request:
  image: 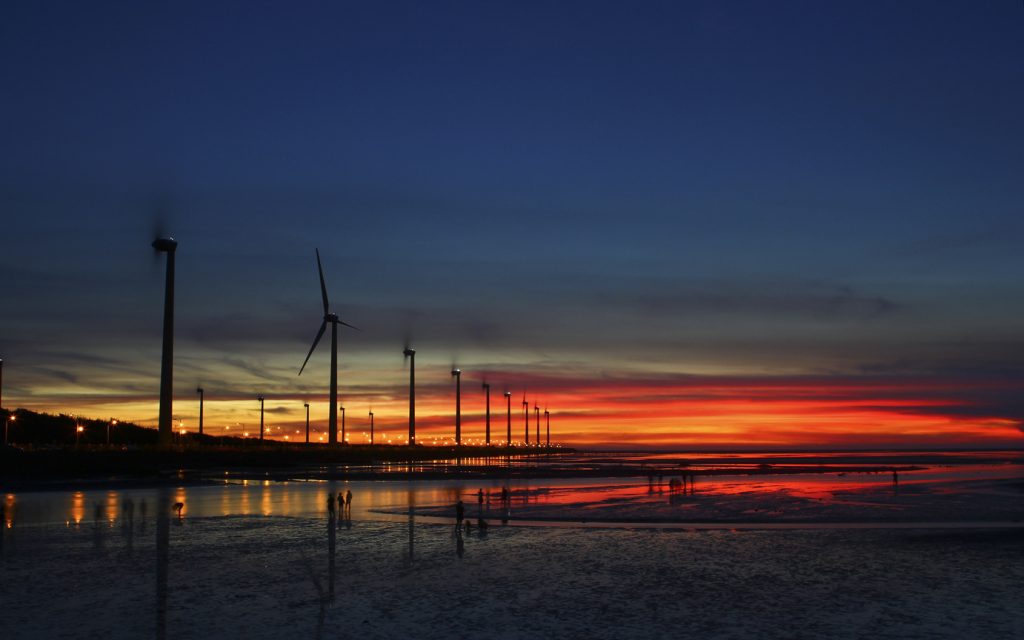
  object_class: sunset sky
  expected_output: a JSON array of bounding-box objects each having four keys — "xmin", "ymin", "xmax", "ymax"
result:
[{"xmin": 1, "ymin": 2, "xmax": 1022, "ymax": 448}]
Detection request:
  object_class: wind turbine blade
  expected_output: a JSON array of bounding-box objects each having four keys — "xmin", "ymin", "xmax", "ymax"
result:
[
  {"xmin": 298, "ymin": 320, "xmax": 328, "ymax": 375},
  {"xmin": 315, "ymin": 249, "xmax": 329, "ymax": 314},
  {"xmin": 339, "ymin": 320, "xmax": 361, "ymax": 331}
]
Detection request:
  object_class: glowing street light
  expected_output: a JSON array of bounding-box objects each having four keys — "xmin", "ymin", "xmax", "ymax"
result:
[
  {"xmin": 369, "ymin": 410, "xmax": 374, "ymax": 445},
  {"xmin": 4, "ymin": 413, "xmax": 14, "ymax": 445},
  {"xmin": 304, "ymin": 402, "xmax": 310, "ymax": 444},
  {"xmin": 106, "ymin": 419, "xmax": 117, "ymax": 446},
  {"xmin": 76, "ymin": 423, "xmax": 84, "ymax": 446}
]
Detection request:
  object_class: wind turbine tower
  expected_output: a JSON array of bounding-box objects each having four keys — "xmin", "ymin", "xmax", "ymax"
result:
[
  {"xmin": 152, "ymin": 237, "xmax": 177, "ymax": 446},
  {"xmin": 482, "ymin": 381, "xmax": 491, "ymax": 445},
  {"xmin": 258, "ymin": 395, "xmax": 265, "ymax": 441},
  {"xmin": 504, "ymin": 391, "xmax": 512, "ymax": 446},
  {"xmin": 404, "ymin": 347, "xmax": 416, "ymax": 445},
  {"xmin": 298, "ymin": 249, "xmax": 358, "ymax": 446},
  {"xmin": 196, "ymin": 387, "xmax": 204, "ymax": 436},
  {"xmin": 451, "ymin": 368, "xmax": 462, "ymax": 445},
  {"xmin": 535, "ymin": 403, "xmax": 540, "ymax": 446},
  {"xmin": 522, "ymin": 395, "xmax": 529, "ymax": 445}
]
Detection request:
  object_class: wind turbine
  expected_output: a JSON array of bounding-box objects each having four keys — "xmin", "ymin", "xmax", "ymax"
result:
[
  {"xmin": 451, "ymin": 368, "xmax": 462, "ymax": 445},
  {"xmin": 504, "ymin": 391, "xmax": 512, "ymax": 446},
  {"xmin": 152, "ymin": 236, "xmax": 177, "ymax": 446},
  {"xmin": 403, "ymin": 346, "xmax": 416, "ymax": 445},
  {"xmin": 196, "ymin": 387, "xmax": 204, "ymax": 437},
  {"xmin": 522, "ymin": 394, "xmax": 529, "ymax": 445},
  {"xmin": 535, "ymin": 403, "xmax": 540, "ymax": 446},
  {"xmin": 258, "ymin": 395, "xmax": 265, "ymax": 441},
  {"xmin": 482, "ymin": 381, "xmax": 491, "ymax": 445},
  {"xmin": 298, "ymin": 249, "xmax": 359, "ymax": 446}
]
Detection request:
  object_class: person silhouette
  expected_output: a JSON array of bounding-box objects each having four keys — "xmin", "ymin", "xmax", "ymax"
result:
[
  {"xmin": 456, "ymin": 499, "xmax": 464, "ymax": 526},
  {"xmin": 327, "ymin": 495, "xmax": 336, "ymax": 517},
  {"xmin": 337, "ymin": 492, "xmax": 344, "ymax": 514},
  {"xmin": 345, "ymin": 490, "xmax": 352, "ymax": 513}
]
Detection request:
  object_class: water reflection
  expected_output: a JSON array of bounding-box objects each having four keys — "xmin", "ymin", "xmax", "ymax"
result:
[
  {"xmin": 156, "ymin": 486, "xmax": 171, "ymax": 640},
  {"xmin": 70, "ymin": 491, "xmax": 84, "ymax": 525}
]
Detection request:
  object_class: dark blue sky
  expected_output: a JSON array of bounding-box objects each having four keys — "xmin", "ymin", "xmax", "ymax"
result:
[{"xmin": 1, "ymin": 1, "xmax": 1022, "ymax": 443}]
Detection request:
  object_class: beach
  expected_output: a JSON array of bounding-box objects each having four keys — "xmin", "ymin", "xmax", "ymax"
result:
[{"xmin": 2, "ymin": 453, "xmax": 1022, "ymax": 639}]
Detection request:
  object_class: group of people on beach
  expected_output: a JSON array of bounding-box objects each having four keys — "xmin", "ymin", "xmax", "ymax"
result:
[
  {"xmin": 454, "ymin": 485, "xmax": 514, "ymax": 536},
  {"xmin": 650, "ymin": 473, "xmax": 696, "ymax": 495},
  {"xmin": 326, "ymin": 490, "xmax": 352, "ymax": 518}
]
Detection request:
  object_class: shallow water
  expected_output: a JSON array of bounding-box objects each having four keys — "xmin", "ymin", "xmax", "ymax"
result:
[{"xmin": 2, "ymin": 461, "xmax": 1022, "ymax": 638}]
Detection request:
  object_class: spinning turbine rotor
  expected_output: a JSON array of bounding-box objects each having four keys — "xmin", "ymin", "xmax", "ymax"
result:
[{"xmin": 298, "ymin": 249, "xmax": 359, "ymax": 445}]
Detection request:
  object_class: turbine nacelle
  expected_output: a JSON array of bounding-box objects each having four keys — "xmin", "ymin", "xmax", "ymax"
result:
[
  {"xmin": 403, "ymin": 347, "xmax": 416, "ymax": 357},
  {"xmin": 451, "ymin": 368, "xmax": 461, "ymax": 378},
  {"xmin": 152, "ymin": 237, "xmax": 177, "ymax": 252}
]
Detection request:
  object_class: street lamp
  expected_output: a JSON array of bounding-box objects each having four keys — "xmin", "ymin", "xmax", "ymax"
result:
[
  {"xmin": 340, "ymin": 406, "xmax": 346, "ymax": 444},
  {"xmin": 4, "ymin": 413, "xmax": 14, "ymax": 445},
  {"xmin": 369, "ymin": 410, "xmax": 374, "ymax": 445},
  {"xmin": 107, "ymin": 419, "xmax": 117, "ymax": 446},
  {"xmin": 304, "ymin": 403, "xmax": 310, "ymax": 444},
  {"xmin": 76, "ymin": 423, "xmax": 84, "ymax": 446}
]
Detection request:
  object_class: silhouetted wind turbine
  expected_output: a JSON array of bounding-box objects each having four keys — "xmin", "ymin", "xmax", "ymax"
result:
[
  {"xmin": 504, "ymin": 391, "xmax": 512, "ymax": 446},
  {"xmin": 403, "ymin": 346, "xmax": 416, "ymax": 445},
  {"xmin": 196, "ymin": 387, "xmax": 204, "ymax": 437},
  {"xmin": 298, "ymin": 249, "xmax": 359, "ymax": 446},
  {"xmin": 451, "ymin": 368, "xmax": 462, "ymax": 445},
  {"xmin": 152, "ymin": 236, "xmax": 178, "ymax": 446},
  {"xmin": 522, "ymin": 394, "xmax": 529, "ymax": 445},
  {"xmin": 258, "ymin": 395, "xmax": 265, "ymax": 441},
  {"xmin": 482, "ymin": 381, "xmax": 491, "ymax": 445},
  {"xmin": 535, "ymin": 403, "xmax": 540, "ymax": 447}
]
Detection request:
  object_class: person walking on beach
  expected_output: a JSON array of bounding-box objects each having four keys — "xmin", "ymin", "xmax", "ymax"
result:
[
  {"xmin": 336, "ymin": 492, "xmax": 344, "ymax": 514},
  {"xmin": 345, "ymin": 489, "xmax": 352, "ymax": 514},
  {"xmin": 327, "ymin": 495, "xmax": 336, "ymax": 517},
  {"xmin": 456, "ymin": 499, "xmax": 465, "ymax": 527}
]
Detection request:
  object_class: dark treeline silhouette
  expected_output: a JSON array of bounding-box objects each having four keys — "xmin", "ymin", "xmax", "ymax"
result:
[{"xmin": 1, "ymin": 409, "xmax": 566, "ymax": 482}]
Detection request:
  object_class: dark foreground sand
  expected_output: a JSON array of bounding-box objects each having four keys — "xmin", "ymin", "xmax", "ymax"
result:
[{"xmin": 2, "ymin": 511, "xmax": 1022, "ymax": 639}]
